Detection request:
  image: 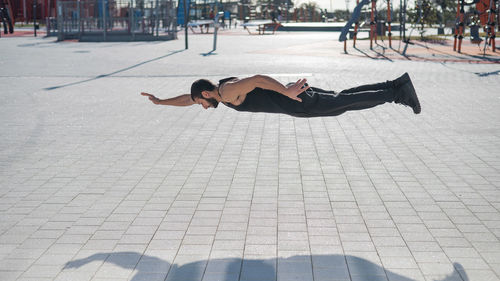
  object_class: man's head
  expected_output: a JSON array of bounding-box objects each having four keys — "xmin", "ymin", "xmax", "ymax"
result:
[{"xmin": 190, "ymin": 79, "xmax": 219, "ymax": 109}]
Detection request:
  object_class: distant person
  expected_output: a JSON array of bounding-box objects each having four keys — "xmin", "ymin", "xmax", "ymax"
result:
[
  {"xmin": 270, "ymin": 6, "xmax": 277, "ymax": 22},
  {"xmin": 221, "ymin": 12, "xmax": 225, "ymax": 28},
  {"xmin": 141, "ymin": 74, "xmax": 421, "ymax": 117}
]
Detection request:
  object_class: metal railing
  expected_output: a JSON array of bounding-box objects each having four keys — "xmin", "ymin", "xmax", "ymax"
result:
[{"xmin": 55, "ymin": 0, "xmax": 177, "ymax": 41}]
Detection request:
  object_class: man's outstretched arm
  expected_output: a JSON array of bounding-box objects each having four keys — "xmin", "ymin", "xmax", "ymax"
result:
[{"xmin": 141, "ymin": 92, "xmax": 195, "ymax": 106}]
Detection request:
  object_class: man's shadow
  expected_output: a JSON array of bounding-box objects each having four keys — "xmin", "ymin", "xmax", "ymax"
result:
[{"xmin": 64, "ymin": 252, "xmax": 470, "ymax": 281}]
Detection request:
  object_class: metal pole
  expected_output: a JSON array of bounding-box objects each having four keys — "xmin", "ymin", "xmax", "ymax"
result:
[
  {"xmin": 213, "ymin": 0, "xmax": 217, "ymax": 50},
  {"xmin": 213, "ymin": 11, "xmax": 222, "ymax": 51},
  {"xmin": 387, "ymin": 0, "xmax": 391, "ymax": 48},
  {"xmin": 457, "ymin": 0, "xmax": 464, "ymax": 52},
  {"xmin": 483, "ymin": 0, "xmax": 495, "ymax": 54},
  {"xmin": 130, "ymin": 0, "xmax": 135, "ymax": 39},
  {"xmin": 102, "ymin": 0, "xmax": 107, "ymax": 41},
  {"xmin": 184, "ymin": 0, "xmax": 188, "ymax": 49},
  {"xmin": 370, "ymin": 0, "xmax": 375, "ymax": 49},
  {"xmin": 150, "ymin": 0, "xmax": 153, "ymax": 34},
  {"xmin": 57, "ymin": 0, "xmax": 62, "ymax": 40},
  {"xmin": 23, "ymin": 0, "xmax": 27, "ymax": 23},
  {"xmin": 399, "ymin": 0, "xmax": 402, "ymax": 39},
  {"xmin": 213, "ymin": 19, "xmax": 217, "ymax": 51},
  {"xmin": 155, "ymin": 0, "xmax": 159, "ymax": 36},
  {"xmin": 353, "ymin": 0, "xmax": 359, "ymax": 47},
  {"xmin": 34, "ymin": 1, "xmax": 37, "ymax": 36},
  {"xmin": 403, "ymin": 0, "xmax": 406, "ymax": 41},
  {"xmin": 78, "ymin": 0, "xmax": 81, "ymax": 37}
]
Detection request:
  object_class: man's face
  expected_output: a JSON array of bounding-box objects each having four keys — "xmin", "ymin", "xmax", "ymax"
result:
[{"xmin": 195, "ymin": 97, "xmax": 219, "ymax": 109}]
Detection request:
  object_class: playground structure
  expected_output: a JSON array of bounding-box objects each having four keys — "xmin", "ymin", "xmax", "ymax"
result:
[
  {"xmin": 186, "ymin": 0, "xmax": 324, "ymax": 24},
  {"xmin": 340, "ymin": 0, "xmax": 394, "ymax": 53},
  {"xmin": 54, "ymin": 0, "xmax": 177, "ymax": 41},
  {"xmin": 0, "ymin": 0, "xmax": 14, "ymax": 35},
  {"xmin": 3, "ymin": 0, "xmax": 56, "ymax": 24},
  {"xmin": 340, "ymin": 0, "xmax": 499, "ymax": 55},
  {"xmin": 454, "ymin": 0, "xmax": 498, "ymax": 53}
]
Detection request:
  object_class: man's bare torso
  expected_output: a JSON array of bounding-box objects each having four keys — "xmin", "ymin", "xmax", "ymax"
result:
[{"xmin": 218, "ymin": 78, "xmax": 247, "ymax": 106}]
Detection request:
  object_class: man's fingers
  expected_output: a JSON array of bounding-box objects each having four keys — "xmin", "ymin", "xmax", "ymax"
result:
[
  {"xmin": 142, "ymin": 93, "xmax": 155, "ymax": 99},
  {"xmin": 295, "ymin": 78, "xmax": 307, "ymax": 89}
]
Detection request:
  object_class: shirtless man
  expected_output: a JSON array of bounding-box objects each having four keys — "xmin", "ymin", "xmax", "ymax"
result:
[{"xmin": 141, "ymin": 73, "xmax": 421, "ymax": 117}]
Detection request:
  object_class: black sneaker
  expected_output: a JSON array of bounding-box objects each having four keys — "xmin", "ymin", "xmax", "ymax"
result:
[
  {"xmin": 394, "ymin": 73, "xmax": 421, "ymax": 114},
  {"xmin": 393, "ymin": 72, "xmax": 411, "ymax": 88}
]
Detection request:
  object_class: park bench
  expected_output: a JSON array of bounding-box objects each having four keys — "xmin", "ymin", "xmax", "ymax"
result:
[{"xmin": 242, "ymin": 20, "xmax": 281, "ymax": 35}]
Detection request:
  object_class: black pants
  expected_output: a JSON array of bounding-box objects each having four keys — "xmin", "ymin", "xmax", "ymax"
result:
[{"xmin": 300, "ymin": 80, "xmax": 396, "ymax": 117}]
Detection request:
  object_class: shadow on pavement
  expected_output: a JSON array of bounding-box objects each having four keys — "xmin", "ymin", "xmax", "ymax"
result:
[
  {"xmin": 63, "ymin": 251, "xmax": 469, "ymax": 281},
  {"xmin": 44, "ymin": 49, "xmax": 185, "ymax": 91},
  {"xmin": 353, "ymin": 46, "xmax": 394, "ymax": 61},
  {"xmin": 201, "ymin": 50, "xmax": 218, "ymax": 56},
  {"xmin": 17, "ymin": 41, "xmax": 58, "ymax": 48},
  {"xmin": 474, "ymin": 69, "xmax": 500, "ymax": 77}
]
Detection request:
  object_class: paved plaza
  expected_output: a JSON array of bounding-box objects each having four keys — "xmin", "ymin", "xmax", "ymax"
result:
[{"xmin": 1, "ymin": 30, "xmax": 500, "ymax": 281}]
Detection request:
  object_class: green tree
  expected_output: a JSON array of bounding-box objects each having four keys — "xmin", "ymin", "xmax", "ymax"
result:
[
  {"xmin": 299, "ymin": 1, "xmax": 322, "ymax": 21},
  {"xmin": 407, "ymin": 0, "xmax": 438, "ymax": 28},
  {"xmin": 434, "ymin": 0, "xmax": 457, "ymax": 26},
  {"xmin": 333, "ymin": 9, "xmax": 350, "ymax": 21}
]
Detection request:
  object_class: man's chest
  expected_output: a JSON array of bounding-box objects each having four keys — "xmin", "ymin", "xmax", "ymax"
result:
[{"xmin": 224, "ymin": 93, "xmax": 247, "ymax": 106}]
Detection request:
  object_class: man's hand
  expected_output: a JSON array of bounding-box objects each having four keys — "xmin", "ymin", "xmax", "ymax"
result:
[
  {"xmin": 284, "ymin": 79, "xmax": 310, "ymax": 102},
  {"xmin": 141, "ymin": 92, "xmax": 161, "ymax": 105},
  {"xmin": 141, "ymin": 93, "xmax": 195, "ymax": 107}
]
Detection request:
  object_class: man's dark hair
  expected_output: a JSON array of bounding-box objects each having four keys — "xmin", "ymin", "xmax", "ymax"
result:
[{"xmin": 191, "ymin": 79, "xmax": 216, "ymax": 101}]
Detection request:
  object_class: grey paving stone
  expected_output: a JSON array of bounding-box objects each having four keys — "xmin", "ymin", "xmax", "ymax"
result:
[{"xmin": 2, "ymin": 31, "xmax": 500, "ymax": 281}]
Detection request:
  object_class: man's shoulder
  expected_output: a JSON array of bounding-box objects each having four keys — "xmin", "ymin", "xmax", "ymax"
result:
[{"xmin": 219, "ymin": 77, "xmax": 238, "ymax": 85}]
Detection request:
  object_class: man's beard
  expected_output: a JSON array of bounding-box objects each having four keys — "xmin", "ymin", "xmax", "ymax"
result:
[{"xmin": 206, "ymin": 97, "xmax": 219, "ymax": 108}]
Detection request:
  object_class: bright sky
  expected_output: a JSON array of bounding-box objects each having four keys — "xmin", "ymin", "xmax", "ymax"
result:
[{"xmin": 294, "ymin": 0, "xmax": 410, "ymax": 12}]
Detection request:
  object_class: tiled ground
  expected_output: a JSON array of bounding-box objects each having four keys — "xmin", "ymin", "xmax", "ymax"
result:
[{"xmin": 1, "ymin": 30, "xmax": 499, "ymax": 281}]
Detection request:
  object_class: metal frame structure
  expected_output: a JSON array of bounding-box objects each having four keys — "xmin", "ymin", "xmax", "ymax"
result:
[
  {"xmin": 0, "ymin": 0, "xmax": 14, "ymax": 35},
  {"xmin": 454, "ymin": 0, "xmax": 498, "ymax": 53},
  {"xmin": 55, "ymin": 0, "xmax": 177, "ymax": 41},
  {"xmin": 341, "ymin": 0, "xmax": 392, "ymax": 52},
  {"xmin": 480, "ymin": 0, "xmax": 497, "ymax": 52},
  {"xmin": 369, "ymin": 0, "xmax": 375, "ymax": 49}
]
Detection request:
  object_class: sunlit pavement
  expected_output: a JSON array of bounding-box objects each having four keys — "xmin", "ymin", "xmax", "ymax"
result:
[{"xmin": 1, "ymin": 30, "xmax": 499, "ymax": 281}]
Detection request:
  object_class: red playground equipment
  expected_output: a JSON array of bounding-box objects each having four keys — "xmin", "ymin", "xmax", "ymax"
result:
[
  {"xmin": 454, "ymin": 0, "xmax": 498, "ymax": 53},
  {"xmin": 341, "ymin": 0, "xmax": 393, "ymax": 53},
  {"xmin": 367, "ymin": 0, "xmax": 393, "ymax": 50}
]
